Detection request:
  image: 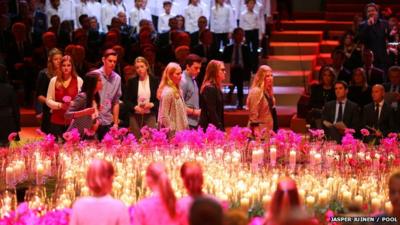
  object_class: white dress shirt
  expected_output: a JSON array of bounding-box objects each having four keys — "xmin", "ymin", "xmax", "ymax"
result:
[
  {"xmin": 75, "ymin": 2, "xmax": 91, "ymax": 27},
  {"xmin": 184, "ymin": 4, "xmax": 203, "ymax": 33},
  {"xmin": 46, "ymin": 7, "xmax": 58, "ymax": 27},
  {"xmin": 158, "ymin": 12, "xmax": 175, "ymax": 33},
  {"xmin": 101, "ymin": 2, "xmax": 117, "ymax": 32},
  {"xmin": 59, "ymin": 0, "xmax": 77, "ymax": 27},
  {"xmin": 138, "ymin": 76, "xmax": 151, "ymax": 114},
  {"xmin": 210, "ymin": 3, "xmax": 235, "ymax": 33},
  {"xmin": 87, "ymin": 1, "xmax": 102, "ymax": 29},
  {"xmin": 129, "ymin": 7, "xmax": 152, "ymax": 32},
  {"xmin": 239, "ymin": 7, "xmax": 265, "ymax": 36},
  {"xmin": 123, "ymin": 0, "xmax": 134, "ymax": 16},
  {"xmin": 199, "ymin": 0, "xmax": 211, "ymax": 21}
]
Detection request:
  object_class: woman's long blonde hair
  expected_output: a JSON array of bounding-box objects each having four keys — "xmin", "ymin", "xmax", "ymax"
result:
[
  {"xmin": 200, "ymin": 60, "xmax": 223, "ymax": 93},
  {"xmin": 157, "ymin": 62, "xmax": 181, "ymax": 99},
  {"xmin": 57, "ymin": 55, "xmax": 78, "ymax": 83},
  {"xmin": 251, "ymin": 65, "xmax": 273, "ymax": 93},
  {"xmin": 134, "ymin": 56, "xmax": 152, "ymax": 77},
  {"xmin": 47, "ymin": 48, "xmax": 63, "ymax": 79}
]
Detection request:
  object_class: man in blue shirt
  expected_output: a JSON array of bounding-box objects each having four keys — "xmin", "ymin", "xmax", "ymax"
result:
[{"xmin": 180, "ymin": 54, "xmax": 202, "ymax": 129}]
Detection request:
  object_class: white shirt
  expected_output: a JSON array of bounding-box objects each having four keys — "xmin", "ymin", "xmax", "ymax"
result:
[
  {"xmin": 210, "ymin": 3, "xmax": 235, "ymax": 33},
  {"xmin": 239, "ymin": 8, "xmax": 265, "ymax": 35},
  {"xmin": 334, "ymin": 99, "xmax": 347, "ymax": 123},
  {"xmin": 101, "ymin": 2, "xmax": 118, "ymax": 32},
  {"xmin": 199, "ymin": 0, "xmax": 211, "ymax": 21},
  {"xmin": 184, "ymin": 4, "xmax": 203, "ymax": 33},
  {"xmin": 59, "ymin": 0, "xmax": 77, "ymax": 27},
  {"xmin": 138, "ymin": 76, "xmax": 151, "ymax": 114},
  {"xmin": 158, "ymin": 12, "xmax": 175, "ymax": 33},
  {"xmin": 87, "ymin": 1, "xmax": 102, "ymax": 29},
  {"xmin": 148, "ymin": 0, "xmax": 183, "ymax": 16},
  {"xmin": 123, "ymin": 0, "xmax": 134, "ymax": 17},
  {"xmin": 75, "ymin": 2, "xmax": 91, "ymax": 27},
  {"xmin": 129, "ymin": 7, "xmax": 152, "ymax": 32},
  {"xmin": 46, "ymin": 6, "xmax": 58, "ymax": 27}
]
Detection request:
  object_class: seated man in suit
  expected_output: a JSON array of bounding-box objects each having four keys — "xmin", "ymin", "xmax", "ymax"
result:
[
  {"xmin": 332, "ymin": 49, "xmax": 352, "ymax": 83},
  {"xmin": 322, "ymin": 81, "xmax": 360, "ymax": 143},
  {"xmin": 383, "ymin": 66, "xmax": 400, "ymax": 109},
  {"xmin": 362, "ymin": 49, "xmax": 385, "ymax": 86},
  {"xmin": 362, "ymin": 84, "xmax": 395, "ymax": 143}
]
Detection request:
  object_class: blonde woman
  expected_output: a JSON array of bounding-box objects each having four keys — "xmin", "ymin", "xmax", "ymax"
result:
[
  {"xmin": 199, "ymin": 60, "xmax": 225, "ymax": 131},
  {"xmin": 246, "ymin": 65, "xmax": 277, "ymax": 134},
  {"xmin": 157, "ymin": 62, "xmax": 188, "ymax": 135}
]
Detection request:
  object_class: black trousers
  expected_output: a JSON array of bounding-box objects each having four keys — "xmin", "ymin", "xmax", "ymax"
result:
[
  {"xmin": 97, "ymin": 124, "xmax": 113, "ymax": 141},
  {"xmin": 213, "ymin": 33, "xmax": 229, "ymax": 50},
  {"xmin": 229, "ymin": 66, "xmax": 245, "ymax": 107},
  {"xmin": 244, "ymin": 29, "xmax": 259, "ymax": 69},
  {"xmin": 50, "ymin": 123, "xmax": 68, "ymax": 142}
]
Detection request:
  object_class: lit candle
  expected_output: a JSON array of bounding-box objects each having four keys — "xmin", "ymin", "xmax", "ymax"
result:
[
  {"xmin": 289, "ymin": 150, "xmax": 296, "ymax": 169},
  {"xmin": 354, "ymin": 195, "xmax": 363, "ymax": 208},
  {"xmin": 306, "ymin": 196, "xmax": 315, "ymax": 207},
  {"xmin": 240, "ymin": 198, "xmax": 250, "ymax": 208},
  {"xmin": 5, "ymin": 167, "xmax": 13, "ymax": 186},
  {"xmin": 385, "ymin": 201, "xmax": 393, "ymax": 214},
  {"xmin": 342, "ymin": 191, "xmax": 351, "ymax": 205},
  {"xmin": 371, "ymin": 198, "xmax": 381, "ymax": 212},
  {"xmin": 36, "ymin": 163, "xmax": 44, "ymax": 185},
  {"xmin": 270, "ymin": 147, "xmax": 277, "ymax": 167}
]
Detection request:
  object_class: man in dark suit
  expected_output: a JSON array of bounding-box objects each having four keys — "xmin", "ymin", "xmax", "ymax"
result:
[
  {"xmin": 383, "ymin": 66, "xmax": 400, "ymax": 109},
  {"xmin": 222, "ymin": 27, "xmax": 253, "ymax": 109},
  {"xmin": 362, "ymin": 49, "xmax": 385, "ymax": 86},
  {"xmin": 358, "ymin": 3, "xmax": 389, "ymax": 70},
  {"xmin": 332, "ymin": 49, "xmax": 352, "ymax": 84},
  {"xmin": 322, "ymin": 81, "xmax": 360, "ymax": 143},
  {"xmin": 362, "ymin": 84, "xmax": 395, "ymax": 143},
  {"xmin": 190, "ymin": 16, "xmax": 208, "ymax": 48}
]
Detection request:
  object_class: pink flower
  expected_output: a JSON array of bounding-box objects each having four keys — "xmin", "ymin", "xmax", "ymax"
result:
[
  {"xmin": 8, "ymin": 132, "xmax": 17, "ymax": 142},
  {"xmin": 325, "ymin": 210, "xmax": 335, "ymax": 222},
  {"xmin": 388, "ymin": 133, "xmax": 398, "ymax": 139},
  {"xmin": 62, "ymin": 132, "xmax": 72, "ymax": 141},
  {"xmin": 62, "ymin": 96, "xmax": 71, "ymax": 103},
  {"xmin": 35, "ymin": 128, "xmax": 46, "ymax": 137},
  {"xmin": 84, "ymin": 128, "xmax": 96, "ymax": 137},
  {"xmin": 344, "ymin": 128, "xmax": 355, "ymax": 134},
  {"xmin": 360, "ymin": 129, "xmax": 370, "ymax": 137},
  {"xmin": 118, "ymin": 128, "xmax": 129, "ymax": 136}
]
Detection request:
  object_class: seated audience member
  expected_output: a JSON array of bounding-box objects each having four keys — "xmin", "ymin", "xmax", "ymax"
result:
[
  {"xmin": 65, "ymin": 71, "xmax": 102, "ymax": 138},
  {"xmin": 157, "ymin": 62, "xmax": 188, "ymax": 135},
  {"xmin": 347, "ymin": 68, "xmax": 372, "ymax": 109},
  {"xmin": 362, "ymin": 49, "xmax": 385, "ymax": 86},
  {"xmin": 358, "ymin": 3, "xmax": 389, "ymax": 70},
  {"xmin": 331, "ymin": 49, "xmax": 351, "ymax": 83},
  {"xmin": 199, "ymin": 60, "xmax": 225, "ymax": 131},
  {"xmin": 180, "ymin": 54, "xmax": 202, "ymax": 129},
  {"xmin": 189, "ymin": 197, "xmax": 223, "ymax": 225},
  {"xmin": 133, "ymin": 162, "xmax": 179, "ymax": 225},
  {"xmin": 335, "ymin": 31, "xmax": 362, "ymax": 71},
  {"xmin": 222, "ymin": 27, "xmax": 252, "ymax": 109},
  {"xmin": 69, "ymin": 159, "xmax": 130, "ymax": 225},
  {"xmin": 124, "ymin": 57, "xmax": 159, "ymax": 138},
  {"xmin": 48, "ymin": 15, "xmax": 61, "ymax": 36},
  {"xmin": 322, "ymin": 81, "xmax": 360, "ymax": 143},
  {"xmin": 308, "ymin": 66, "xmax": 336, "ymax": 128},
  {"xmin": 247, "ymin": 65, "xmax": 277, "ymax": 135},
  {"xmin": 383, "ymin": 66, "xmax": 400, "ymax": 109},
  {"xmin": 0, "ymin": 67, "xmax": 20, "ymax": 147},
  {"xmin": 362, "ymin": 85, "xmax": 395, "ymax": 143}
]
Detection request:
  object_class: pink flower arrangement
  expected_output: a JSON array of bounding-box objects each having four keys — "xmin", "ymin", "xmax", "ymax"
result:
[
  {"xmin": 344, "ymin": 128, "xmax": 355, "ymax": 134},
  {"xmin": 83, "ymin": 128, "xmax": 96, "ymax": 137},
  {"xmin": 62, "ymin": 96, "xmax": 71, "ymax": 103},
  {"xmin": 172, "ymin": 129, "xmax": 205, "ymax": 149},
  {"xmin": 7, "ymin": 132, "xmax": 17, "ymax": 142},
  {"xmin": 140, "ymin": 126, "xmax": 169, "ymax": 147},
  {"xmin": 228, "ymin": 126, "xmax": 251, "ymax": 144},
  {"xmin": 101, "ymin": 133, "xmax": 118, "ymax": 149},
  {"xmin": 204, "ymin": 125, "xmax": 225, "ymax": 146},
  {"xmin": 122, "ymin": 133, "xmax": 137, "ymax": 147},
  {"xmin": 309, "ymin": 129, "xmax": 325, "ymax": 139},
  {"xmin": 360, "ymin": 129, "xmax": 370, "ymax": 137},
  {"xmin": 118, "ymin": 128, "xmax": 129, "ymax": 136},
  {"xmin": 39, "ymin": 134, "xmax": 59, "ymax": 157},
  {"xmin": 62, "ymin": 129, "xmax": 80, "ymax": 144}
]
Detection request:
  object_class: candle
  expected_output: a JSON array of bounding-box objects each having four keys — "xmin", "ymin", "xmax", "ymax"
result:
[
  {"xmin": 385, "ymin": 201, "xmax": 393, "ymax": 214},
  {"xmin": 289, "ymin": 150, "xmax": 296, "ymax": 169},
  {"xmin": 371, "ymin": 198, "xmax": 381, "ymax": 212},
  {"xmin": 240, "ymin": 198, "xmax": 250, "ymax": 208},
  {"xmin": 36, "ymin": 163, "xmax": 44, "ymax": 185},
  {"xmin": 270, "ymin": 147, "xmax": 277, "ymax": 167},
  {"xmin": 319, "ymin": 190, "xmax": 329, "ymax": 205},
  {"xmin": 342, "ymin": 191, "xmax": 351, "ymax": 205},
  {"xmin": 306, "ymin": 196, "xmax": 315, "ymax": 207},
  {"xmin": 354, "ymin": 195, "xmax": 363, "ymax": 208},
  {"xmin": 5, "ymin": 167, "xmax": 13, "ymax": 186}
]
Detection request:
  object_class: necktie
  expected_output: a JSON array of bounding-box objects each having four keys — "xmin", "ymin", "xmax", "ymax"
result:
[
  {"xmin": 337, "ymin": 102, "xmax": 343, "ymax": 122},
  {"xmin": 374, "ymin": 103, "xmax": 380, "ymax": 128}
]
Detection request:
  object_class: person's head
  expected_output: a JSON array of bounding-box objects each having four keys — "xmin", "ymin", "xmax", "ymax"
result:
[
  {"xmin": 82, "ymin": 71, "xmax": 102, "ymax": 107},
  {"xmin": 334, "ymin": 81, "xmax": 348, "ymax": 100},
  {"xmin": 158, "ymin": 62, "xmax": 182, "ymax": 99},
  {"xmin": 168, "ymin": 17, "xmax": 178, "ymax": 30},
  {"xmin": 176, "ymin": 15, "xmax": 185, "ymax": 30},
  {"xmin": 60, "ymin": 55, "xmax": 76, "ymax": 78},
  {"xmin": 389, "ymin": 171, "xmax": 400, "ymax": 213},
  {"xmin": 42, "ymin": 32, "xmax": 57, "ymax": 49},
  {"xmin": 73, "ymin": 29, "xmax": 88, "ymax": 47},
  {"xmin": 142, "ymin": 45, "xmax": 156, "ymax": 65},
  {"xmin": 146, "ymin": 162, "xmax": 176, "ymax": 218},
  {"xmin": 11, "ymin": 22, "xmax": 26, "ymax": 41},
  {"xmin": 86, "ymin": 159, "xmax": 114, "ymax": 196},
  {"xmin": 388, "ymin": 66, "xmax": 400, "ymax": 85},
  {"xmin": 50, "ymin": 0, "xmax": 60, "ymax": 8},
  {"xmin": 117, "ymin": 11, "xmax": 127, "ymax": 25},
  {"xmin": 175, "ymin": 45, "xmax": 191, "ymax": 65},
  {"xmin": 47, "ymin": 48, "xmax": 63, "ymax": 78},
  {"xmin": 371, "ymin": 84, "xmax": 385, "ymax": 103},
  {"xmin": 112, "ymin": 45, "xmax": 125, "ymax": 62},
  {"xmin": 388, "ymin": 16, "xmax": 399, "ymax": 29},
  {"xmin": 163, "ymin": 1, "xmax": 172, "ymax": 14},
  {"xmin": 79, "ymin": 14, "xmax": 90, "ymax": 30},
  {"xmin": 381, "ymin": 6, "xmax": 392, "ymax": 19},
  {"xmin": 60, "ymin": 21, "xmax": 73, "ymax": 33},
  {"xmin": 245, "ymin": 0, "xmax": 256, "ymax": 11},
  {"xmin": 189, "ymin": 197, "xmax": 223, "ymax": 225},
  {"xmin": 50, "ymin": 15, "xmax": 61, "ymax": 28},
  {"xmin": 134, "ymin": 56, "xmax": 151, "ymax": 79},
  {"xmin": 199, "ymin": 29, "xmax": 213, "ymax": 46},
  {"xmin": 200, "ymin": 60, "xmax": 225, "ymax": 93},
  {"xmin": 123, "ymin": 65, "xmax": 136, "ymax": 81},
  {"xmin": 180, "ymin": 162, "xmax": 204, "ymax": 197},
  {"xmin": 215, "ymin": 0, "xmax": 224, "ymax": 6},
  {"xmin": 365, "ymin": 3, "xmax": 379, "ymax": 20},
  {"xmin": 319, "ymin": 66, "xmax": 335, "ymax": 87},
  {"xmin": 89, "ymin": 17, "xmax": 99, "ymax": 30},
  {"xmin": 197, "ymin": 16, "xmax": 207, "ymax": 30},
  {"xmin": 189, "ymin": 0, "xmax": 199, "ymax": 5},
  {"xmin": 232, "ymin": 27, "xmax": 244, "ymax": 44},
  {"xmin": 135, "ymin": 0, "xmax": 144, "ymax": 8},
  {"xmin": 269, "ymin": 178, "xmax": 301, "ymax": 223},
  {"xmin": 340, "ymin": 31, "xmax": 355, "ymax": 46},
  {"xmin": 351, "ymin": 67, "xmax": 367, "ymax": 87},
  {"xmin": 185, "ymin": 54, "xmax": 202, "ymax": 77},
  {"xmin": 102, "ymin": 49, "xmax": 118, "ymax": 74},
  {"xmin": 331, "ymin": 49, "xmax": 346, "ymax": 68},
  {"xmin": 109, "ymin": 17, "xmax": 122, "ymax": 31},
  {"xmin": 73, "ymin": 44, "xmax": 86, "ymax": 63},
  {"xmin": 362, "ymin": 49, "xmax": 374, "ymax": 66},
  {"xmin": 251, "ymin": 65, "xmax": 273, "ymax": 90}
]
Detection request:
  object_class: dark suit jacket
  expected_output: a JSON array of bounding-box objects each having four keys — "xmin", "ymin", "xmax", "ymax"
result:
[
  {"xmin": 199, "ymin": 84, "xmax": 224, "ymax": 131},
  {"xmin": 383, "ymin": 82, "xmax": 400, "ymax": 93},
  {"xmin": 364, "ymin": 66, "xmax": 385, "ymax": 86},
  {"xmin": 192, "ymin": 43, "xmax": 220, "ymax": 61},
  {"xmin": 124, "ymin": 75, "xmax": 160, "ymax": 115},
  {"xmin": 322, "ymin": 99, "xmax": 360, "ymax": 130},
  {"xmin": 222, "ymin": 44, "xmax": 253, "ymax": 81},
  {"xmin": 309, "ymin": 84, "xmax": 335, "ymax": 109},
  {"xmin": 362, "ymin": 101, "xmax": 394, "ymax": 137}
]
